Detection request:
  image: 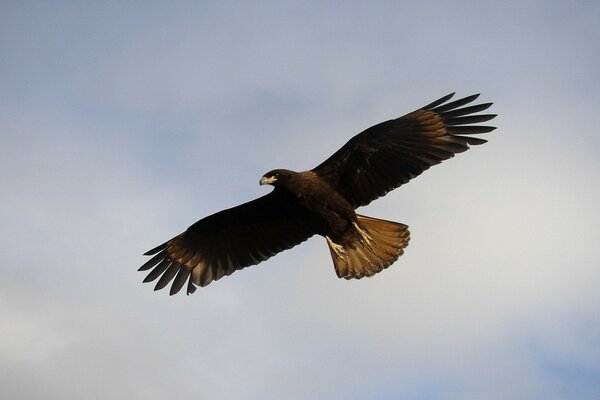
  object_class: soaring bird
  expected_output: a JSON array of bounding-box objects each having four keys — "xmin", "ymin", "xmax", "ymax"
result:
[{"xmin": 139, "ymin": 93, "xmax": 496, "ymax": 295}]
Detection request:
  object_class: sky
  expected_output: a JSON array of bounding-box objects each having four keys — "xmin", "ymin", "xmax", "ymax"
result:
[{"xmin": 1, "ymin": 1, "xmax": 599, "ymax": 399}]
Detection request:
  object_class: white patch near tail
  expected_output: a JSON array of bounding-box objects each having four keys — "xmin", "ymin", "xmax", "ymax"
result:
[{"xmin": 327, "ymin": 215, "xmax": 410, "ymax": 279}]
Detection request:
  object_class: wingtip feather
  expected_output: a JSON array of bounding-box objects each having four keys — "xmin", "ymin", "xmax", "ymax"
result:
[
  {"xmin": 422, "ymin": 92, "xmax": 455, "ymax": 110},
  {"xmin": 144, "ymin": 242, "xmax": 167, "ymax": 256}
]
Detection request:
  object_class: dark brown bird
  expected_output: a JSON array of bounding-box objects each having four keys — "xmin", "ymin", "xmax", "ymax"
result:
[{"xmin": 139, "ymin": 93, "xmax": 496, "ymax": 295}]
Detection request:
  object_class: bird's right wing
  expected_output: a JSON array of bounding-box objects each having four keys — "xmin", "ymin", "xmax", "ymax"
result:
[
  {"xmin": 312, "ymin": 93, "xmax": 496, "ymax": 208},
  {"xmin": 139, "ymin": 190, "xmax": 320, "ymax": 295}
]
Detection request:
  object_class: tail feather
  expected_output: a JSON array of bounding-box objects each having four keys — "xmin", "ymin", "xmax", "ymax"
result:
[{"xmin": 328, "ymin": 215, "xmax": 410, "ymax": 279}]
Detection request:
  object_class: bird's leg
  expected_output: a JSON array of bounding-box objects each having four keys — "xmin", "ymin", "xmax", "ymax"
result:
[
  {"xmin": 326, "ymin": 236, "xmax": 346, "ymax": 260},
  {"xmin": 353, "ymin": 222, "xmax": 375, "ymax": 253}
]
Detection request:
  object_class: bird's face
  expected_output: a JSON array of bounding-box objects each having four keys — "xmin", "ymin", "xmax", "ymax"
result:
[
  {"xmin": 260, "ymin": 169, "xmax": 293, "ymax": 187},
  {"xmin": 259, "ymin": 170, "xmax": 281, "ymax": 186}
]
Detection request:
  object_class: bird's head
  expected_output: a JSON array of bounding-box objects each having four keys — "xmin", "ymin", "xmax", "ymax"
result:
[{"xmin": 260, "ymin": 169, "xmax": 295, "ymax": 187}]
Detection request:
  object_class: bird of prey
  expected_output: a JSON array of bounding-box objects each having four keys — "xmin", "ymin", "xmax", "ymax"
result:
[{"xmin": 139, "ymin": 92, "xmax": 496, "ymax": 295}]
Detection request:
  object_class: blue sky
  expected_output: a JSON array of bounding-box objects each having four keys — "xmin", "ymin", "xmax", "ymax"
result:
[{"xmin": 1, "ymin": 1, "xmax": 599, "ymax": 399}]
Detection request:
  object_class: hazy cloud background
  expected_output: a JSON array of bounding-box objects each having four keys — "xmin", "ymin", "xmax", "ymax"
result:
[{"xmin": 1, "ymin": 1, "xmax": 599, "ymax": 399}]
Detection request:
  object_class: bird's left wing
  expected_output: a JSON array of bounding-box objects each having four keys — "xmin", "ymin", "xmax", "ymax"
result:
[
  {"xmin": 139, "ymin": 190, "xmax": 320, "ymax": 295},
  {"xmin": 312, "ymin": 93, "xmax": 497, "ymax": 208}
]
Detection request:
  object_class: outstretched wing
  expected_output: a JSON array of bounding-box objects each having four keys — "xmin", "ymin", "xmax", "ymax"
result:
[
  {"xmin": 312, "ymin": 93, "xmax": 497, "ymax": 208},
  {"xmin": 139, "ymin": 190, "xmax": 320, "ymax": 295}
]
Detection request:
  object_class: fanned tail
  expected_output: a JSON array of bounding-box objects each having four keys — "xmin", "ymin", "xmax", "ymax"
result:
[{"xmin": 328, "ymin": 215, "xmax": 410, "ymax": 279}]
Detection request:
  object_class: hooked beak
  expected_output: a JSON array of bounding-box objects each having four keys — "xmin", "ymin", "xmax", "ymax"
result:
[{"xmin": 260, "ymin": 176, "xmax": 277, "ymax": 186}]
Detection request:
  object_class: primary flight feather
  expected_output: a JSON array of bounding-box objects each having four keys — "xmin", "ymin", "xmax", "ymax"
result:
[{"xmin": 139, "ymin": 93, "xmax": 497, "ymax": 295}]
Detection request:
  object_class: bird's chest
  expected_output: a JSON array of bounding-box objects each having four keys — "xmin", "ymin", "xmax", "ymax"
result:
[{"xmin": 294, "ymin": 185, "xmax": 355, "ymax": 235}]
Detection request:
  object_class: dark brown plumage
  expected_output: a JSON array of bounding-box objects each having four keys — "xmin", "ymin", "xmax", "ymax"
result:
[{"xmin": 140, "ymin": 93, "xmax": 496, "ymax": 295}]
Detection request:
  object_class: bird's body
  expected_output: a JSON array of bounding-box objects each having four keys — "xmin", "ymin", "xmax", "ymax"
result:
[
  {"xmin": 269, "ymin": 170, "xmax": 356, "ymax": 239},
  {"xmin": 139, "ymin": 93, "xmax": 496, "ymax": 295},
  {"xmin": 259, "ymin": 169, "xmax": 409, "ymax": 277}
]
